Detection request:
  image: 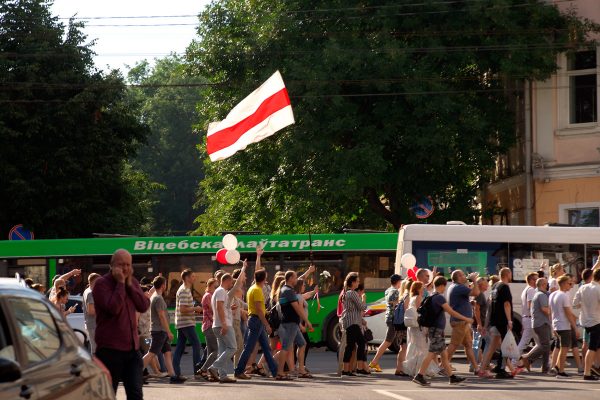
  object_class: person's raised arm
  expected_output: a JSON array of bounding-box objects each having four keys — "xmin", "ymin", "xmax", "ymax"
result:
[
  {"xmin": 593, "ymin": 250, "xmax": 600, "ymax": 271},
  {"xmin": 228, "ymin": 264, "xmax": 247, "ymax": 301},
  {"xmin": 302, "ymin": 286, "xmax": 317, "ymax": 300},
  {"xmin": 255, "ymin": 246, "xmax": 263, "ymax": 270},
  {"xmin": 57, "ymin": 268, "xmax": 81, "ymax": 282},
  {"xmin": 298, "ymin": 264, "xmax": 316, "ymax": 281},
  {"xmin": 467, "ymin": 273, "xmax": 480, "ymax": 296}
]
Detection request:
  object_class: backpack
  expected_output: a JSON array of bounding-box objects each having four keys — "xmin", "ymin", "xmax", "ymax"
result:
[
  {"xmin": 417, "ymin": 293, "xmax": 442, "ymax": 328},
  {"xmin": 393, "ymin": 295, "xmax": 407, "ymax": 331},
  {"xmin": 267, "ymin": 302, "xmax": 282, "ymax": 331}
]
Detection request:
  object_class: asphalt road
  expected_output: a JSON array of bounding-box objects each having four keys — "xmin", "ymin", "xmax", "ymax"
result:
[{"xmin": 118, "ymin": 348, "xmax": 600, "ymax": 400}]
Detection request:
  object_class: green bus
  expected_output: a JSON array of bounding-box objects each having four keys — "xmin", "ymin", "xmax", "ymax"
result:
[{"xmin": 0, "ymin": 233, "xmax": 396, "ymax": 350}]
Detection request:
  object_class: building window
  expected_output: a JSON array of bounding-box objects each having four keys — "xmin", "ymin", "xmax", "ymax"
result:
[
  {"xmin": 567, "ymin": 50, "xmax": 598, "ymax": 124},
  {"xmin": 567, "ymin": 208, "xmax": 600, "ymax": 227}
]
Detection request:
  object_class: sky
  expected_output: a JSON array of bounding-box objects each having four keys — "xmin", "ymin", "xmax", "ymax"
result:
[{"xmin": 50, "ymin": 0, "xmax": 211, "ymax": 72}]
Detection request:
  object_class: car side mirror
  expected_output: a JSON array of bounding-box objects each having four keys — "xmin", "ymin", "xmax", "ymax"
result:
[{"xmin": 0, "ymin": 357, "xmax": 21, "ymax": 383}]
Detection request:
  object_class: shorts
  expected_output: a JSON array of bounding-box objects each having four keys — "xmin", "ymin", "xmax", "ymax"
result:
[
  {"xmin": 488, "ymin": 326, "xmax": 502, "ymax": 337},
  {"xmin": 586, "ymin": 324, "xmax": 600, "ymax": 352},
  {"xmin": 555, "ymin": 329, "xmax": 572, "ymax": 349},
  {"xmin": 490, "ymin": 325, "xmax": 507, "ymax": 339},
  {"xmin": 427, "ymin": 327, "xmax": 446, "ymax": 354},
  {"xmin": 570, "ymin": 328, "xmax": 579, "ymax": 348},
  {"xmin": 149, "ymin": 331, "xmax": 172, "ymax": 355},
  {"xmin": 278, "ymin": 322, "xmax": 306, "ymax": 350},
  {"xmin": 450, "ymin": 321, "xmax": 473, "ymax": 347},
  {"xmin": 584, "ymin": 328, "xmax": 591, "ymax": 344},
  {"xmin": 385, "ymin": 322, "xmax": 407, "ymax": 344}
]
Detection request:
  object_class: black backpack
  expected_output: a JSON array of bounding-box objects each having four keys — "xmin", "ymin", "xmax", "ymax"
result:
[
  {"xmin": 267, "ymin": 303, "xmax": 281, "ymax": 331},
  {"xmin": 393, "ymin": 295, "xmax": 408, "ymax": 331},
  {"xmin": 417, "ymin": 293, "xmax": 442, "ymax": 328}
]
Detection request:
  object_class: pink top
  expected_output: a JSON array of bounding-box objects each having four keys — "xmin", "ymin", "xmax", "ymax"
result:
[{"xmin": 201, "ymin": 292, "xmax": 213, "ymax": 332}]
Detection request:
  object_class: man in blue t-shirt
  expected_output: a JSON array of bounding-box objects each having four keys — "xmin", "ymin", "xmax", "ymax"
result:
[
  {"xmin": 446, "ymin": 270, "xmax": 480, "ymax": 373},
  {"xmin": 413, "ymin": 276, "xmax": 473, "ymax": 387}
]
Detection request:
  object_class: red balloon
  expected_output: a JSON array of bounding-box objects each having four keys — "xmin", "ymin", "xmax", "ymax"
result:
[
  {"xmin": 407, "ymin": 269, "xmax": 417, "ymax": 280},
  {"xmin": 216, "ymin": 248, "xmax": 228, "ymax": 264}
]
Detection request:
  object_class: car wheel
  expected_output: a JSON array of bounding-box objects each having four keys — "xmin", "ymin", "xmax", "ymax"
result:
[{"xmin": 326, "ymin": 317, "xmax": 341, "ymax": 352}]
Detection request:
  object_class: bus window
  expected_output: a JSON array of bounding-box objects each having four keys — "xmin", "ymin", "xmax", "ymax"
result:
[
  {"xmin": 347, "ymin": 254, "xmax": 394, "ymax": 290},
  {"xmin": 509, "ymin": 243, "xmax": 584, "ymax": 283},
  {"xmin": 411, "ymin": 241, "xmax": 508, "ymax": 278}
]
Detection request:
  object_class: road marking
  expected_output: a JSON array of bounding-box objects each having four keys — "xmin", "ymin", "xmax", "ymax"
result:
[
  {"xmin": 373, "ymin": 389, "xmax": 413, "ymax": 400},
  {"xmin": 376, "ymin": 388, "xmax": 600, "ymax": 393}
]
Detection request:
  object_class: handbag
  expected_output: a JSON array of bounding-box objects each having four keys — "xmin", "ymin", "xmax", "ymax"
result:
[
  {"xmin": 404, "ymin": 307, "xmax": 419, "ymax": 328},
  {"xmin": 363, "ymin": 328, "xmax": 373, "ymax": 342}
]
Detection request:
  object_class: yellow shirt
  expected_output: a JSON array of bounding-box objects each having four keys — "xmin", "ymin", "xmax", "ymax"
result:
[{"xmin": 247, "ymin": 284, "xmax": 265, "ymax": 316}]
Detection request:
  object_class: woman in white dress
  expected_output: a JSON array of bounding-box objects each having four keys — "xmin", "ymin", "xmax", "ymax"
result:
[{"xmin": 403, "ymin": 281, "xmax": 439, "ymax": 377}]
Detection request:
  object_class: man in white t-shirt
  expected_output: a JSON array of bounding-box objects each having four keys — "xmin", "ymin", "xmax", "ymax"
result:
[
  {"xmin": 549, "ymin": 275, "xmax": 579, "ymax": 378},
  {"xmin": 573, "ymin": 268, "xmax": 600, "ymax": 381},
  {"xmin": 207, "ymin": 269, "xmax": 246, "ymax": 383},
  {"xmin": 518, "ymin": 272, "xmax": 538, "ymax": 353}
]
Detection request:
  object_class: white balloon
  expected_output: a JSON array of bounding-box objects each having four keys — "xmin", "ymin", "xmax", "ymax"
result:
[
  {"xmin": 401, "ymin": 253, "xmax": 417, "ymax": 270},
  {"xmin": 222, "ymin": 234, "xmax": 238, "ymax": 251},
  {"xmin": 225, "ymin": 249, "xmax": 241, "ymax": 264}
]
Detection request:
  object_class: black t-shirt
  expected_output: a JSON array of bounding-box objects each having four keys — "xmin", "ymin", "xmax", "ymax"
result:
[
  {"xmin": 490, "ymin": 282, "xmax": 512, "ymax": 330},
  {"xmin": 279, "ymin": 285, "xmax": 300, "ymax": 324}
]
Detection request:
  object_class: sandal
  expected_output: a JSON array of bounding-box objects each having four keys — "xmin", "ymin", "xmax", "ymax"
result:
[
  {"xmin": 298, "ymin": 371, "xmax": 314, "ymax": 379},
  {"xmin": 249, "ymin": 363, "xmax": 267, "ymax": 376},
  {"xmin": 275, "ymin": 374, "xmax": 293, "ymax": 381}
]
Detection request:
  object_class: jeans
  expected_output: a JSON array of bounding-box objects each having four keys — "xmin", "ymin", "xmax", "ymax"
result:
[
  {"xmin": 234, "ymin": 316, "xmax": 278, "ymax": 377},
  {"xmin": 526, "ymin": 324, "xmax": 551, "ymax": 372},
  {"xmin": 172, "ymin": 325, "xmax": 202, "ymax": 376},
  {"xmin": 211, "ymin": 326, "xmax": 237, "ymax": 379},
  {"xmin": 96, "ymin": 348, "xmax": 143, "ymax": 400},
  {"xmin": 200, "ymin": 327, "xmax": 218, "ymax": 372}
]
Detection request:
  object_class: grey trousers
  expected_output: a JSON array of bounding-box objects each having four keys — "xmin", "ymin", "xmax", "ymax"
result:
[
  {"xmin": 525, "ymin": 324, "xmax": 551, "ymax": 372},
  {"xmin": 200, "ymin": 327, "xmax": 218, "ymax": 372}
]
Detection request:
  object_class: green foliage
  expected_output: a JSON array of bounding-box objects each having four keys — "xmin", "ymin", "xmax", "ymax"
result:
[
  {"xmin": 127, "ymin": 55, "xmax": 205, "ymax": 234},
  {"xmin": 187, "ymin": 0, "xmax": 598, "ymax": 234},
  {"xmin": 0, "ymin": 0, "xmax": 152, "ymax": 238}
]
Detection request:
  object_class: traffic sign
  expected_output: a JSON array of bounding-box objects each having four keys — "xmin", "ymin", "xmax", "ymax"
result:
[
  {"xmin": 8, "ymin": 224, "xmax": 35, "ymax": 240},
  {"xmin": 410, "ymin": 196, "xmax": 435, "ymax": 219}
]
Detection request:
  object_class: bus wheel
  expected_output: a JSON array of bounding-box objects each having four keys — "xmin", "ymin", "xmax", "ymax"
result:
[{"xmin": 326, "ymin": 317, "xmax": 342, "ymax": 352}]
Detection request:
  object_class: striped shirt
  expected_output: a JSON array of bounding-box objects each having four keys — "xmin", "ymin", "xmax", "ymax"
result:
[
  {"xmin": 175, "ymin": 284, "xmax": 196, "ymax": 329},
  {"xmin": 340, "ymin": 290, "xmax": 366, "ymax": 330}
]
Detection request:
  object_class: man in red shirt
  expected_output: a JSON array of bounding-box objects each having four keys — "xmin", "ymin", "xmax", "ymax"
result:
[{"xmin": 93, "ymin": 249, "xmax": 150, "ymax": 399}]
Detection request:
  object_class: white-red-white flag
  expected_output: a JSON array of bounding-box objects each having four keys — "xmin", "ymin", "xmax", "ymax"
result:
[{"xmin": 206, "ymin": 71, "xmax": 295, "ymax": 161}]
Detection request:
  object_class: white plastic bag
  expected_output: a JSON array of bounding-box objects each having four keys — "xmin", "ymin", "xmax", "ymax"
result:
[{"xmin": 500, "ymin": 330, "xmax": 520, "ymax": 360}]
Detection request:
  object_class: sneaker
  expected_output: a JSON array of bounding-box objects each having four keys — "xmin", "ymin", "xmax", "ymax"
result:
[
  {"xmin": 477, "ymin": 369, "xmax": 494, "ymax": 378},
  {"xmin": 219, "ymin": 376, "xmax": 237, "ymax": 383},
  {"xmin": 169, "ymin": 375, "xmax": 187, "ymax": 384},
  {"xmin": 341, "ymin": 371, "xmax": 357, "ymax": 377},
  {"xmin": 584, "ymin": 375, "xmax": 599, "ymax": 381},
  {"xmin": 356, "ymin": 369, "xmax": 371, "ymax": 375},
  {"xmin": 468, "ymin": 365, "xmax": 474, "ymax": 373},
  {"xmin": 553, "ymin": 366, "xmax": 560, "ymax": 375},
  {"xmin": 369, "ymin": 363, "xmax": 382, "ymax": 373},
  {"xmin": 449, "ymin": 375, "xmax": 466, "ymax": 385},
  {"xmin": 412, "ymin": 374, "xmax": 431, "ymax": 386},
  {"xmin": 556, "ymin": 372, "xmax": 571, "ymax": 379},
  {"xmin": 438, "ymin": 369, "xmax": 449, "ymax": 377},
  {"xmin": 234, "ymin": 373, "xmax": 252, "ymax": 380}
]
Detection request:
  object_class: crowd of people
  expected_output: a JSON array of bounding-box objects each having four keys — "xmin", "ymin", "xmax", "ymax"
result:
[{"xmin": 27, "ymin": 247, "xmax": 600, "ymax": 399}]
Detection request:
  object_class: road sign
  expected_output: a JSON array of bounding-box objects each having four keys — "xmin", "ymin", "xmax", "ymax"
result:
[
  {"xmin": 410, "ymin": 196, "xmax": 435, "ymax": 219},
  {"xmin": 8, "ymin": 224, "xmax": 35, "ymax": 240}
]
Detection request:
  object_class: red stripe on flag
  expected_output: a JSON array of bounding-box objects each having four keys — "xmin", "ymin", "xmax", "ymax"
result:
[{"xmin": 207, "ymin": 88, "xmax": 291, "ymax": 155}]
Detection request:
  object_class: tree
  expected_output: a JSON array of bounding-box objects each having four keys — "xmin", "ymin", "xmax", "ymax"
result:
[
  {"xmin": 0, "ymin": 0, "xmax": 152, "ymax": 238},
  {"xmin": 127, "ymin": 56, "xmax": 205, "ymax": 235},
  {"xmin": 187, "ymin": 0, "xmax": 598, "ymax": 234}
]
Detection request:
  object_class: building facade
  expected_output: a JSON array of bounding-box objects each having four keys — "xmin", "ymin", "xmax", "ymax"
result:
[{"xmin": 483, "ymin": 0, "xmax": 600, "ymax": 227}]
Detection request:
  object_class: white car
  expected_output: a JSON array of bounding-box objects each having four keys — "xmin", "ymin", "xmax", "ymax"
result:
[
  {"xmin": 363, "ymin": 298, "xmax": 404, "ymax": 352},
  {"xmin": 65, "ymin": 295, "xmax": 89, "ymax": 347}
]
